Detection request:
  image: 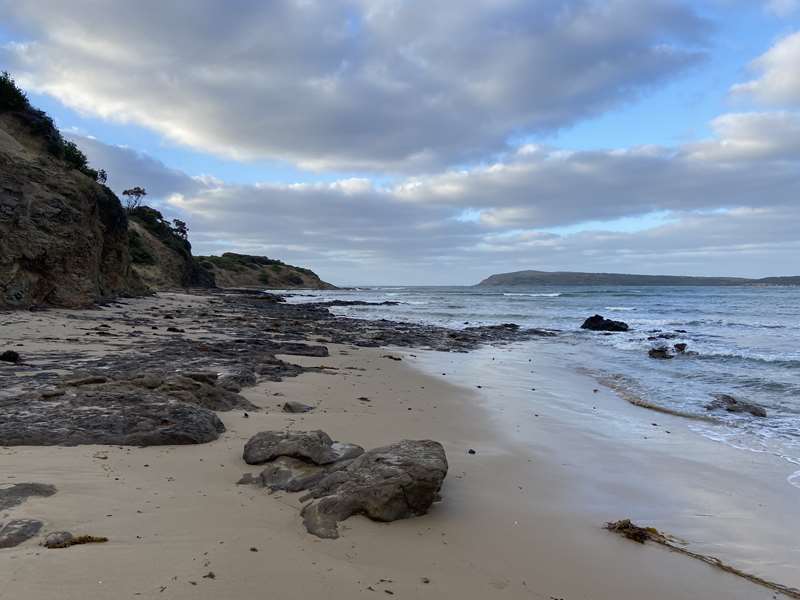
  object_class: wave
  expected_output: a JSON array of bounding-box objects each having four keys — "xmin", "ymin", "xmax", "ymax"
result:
[
  {"xmin": 605, "ymin": 306, "xmax": 636, "ymax": 311},
  {"xmin": 503, "ymin": 292, "xmax": 561, "ymax": 297}
]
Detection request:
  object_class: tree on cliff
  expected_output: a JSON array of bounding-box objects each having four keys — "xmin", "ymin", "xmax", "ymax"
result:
[
  {"xmin": 122, "ymin": 187, "xmax": 147, "ymax": 212},
  {"xmin": 172, "ymin": 219, "xmax": 188, "ymax": 240}
]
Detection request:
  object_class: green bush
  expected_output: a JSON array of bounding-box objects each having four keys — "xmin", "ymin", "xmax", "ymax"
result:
[
  {"xmin": 0, "ymin": 71, "xmax": 30, "ymax": 112},
  {"xmin": 258, "ymin": 272, "xmax": 271, "ymax": 285}
]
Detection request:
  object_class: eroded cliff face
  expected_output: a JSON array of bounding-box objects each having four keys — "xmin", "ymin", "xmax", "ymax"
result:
[{"xmin": 0, "ymin": 112, "xmax": 143, "ymax": 308}]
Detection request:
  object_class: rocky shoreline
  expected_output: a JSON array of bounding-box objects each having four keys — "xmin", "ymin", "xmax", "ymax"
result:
[{"xmin": 0, "ymin": 289, "xmax": 555, "ymax": 549}]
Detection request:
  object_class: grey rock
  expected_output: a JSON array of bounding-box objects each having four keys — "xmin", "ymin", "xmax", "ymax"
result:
[
  {"xmin": 0, "ymin": 482, "xmax": 57, "ymax": 510},
  {"xmin": 42, "ymin": 531, "xmax": 74, "ymax": 548},
  {"xmin": 0, "ymin": 390, "xmax": 225, "ymax": 446},
  {"xmin": 0, "ymin": 519, "xmax": 43, "ymax": 548},
  {"xmin": 581, "ymin": 315, "xmax": 629, "ymax": 332},
  {"xmin": 218, "ymin": 367, "xmax": 258, "ymax": 392},
  {"xmin": 282, "ymin": 401, "xmax": 314, "ymax": 413},
  {"xmin": 243, "ymin": 430, "xmax": 364, "ymax": 466},
  {"xmin": 707, "ymin": 394, "xmax": 767, "ymax": 418},
  {"xmin": 241, "ymin": 457, "xmax": 331, "ymax": 493},
  {"xmin": 299, "ymin": 440, "xmax": 448, "ymax": 539},
  {"xmin": 648, "ymin": 346, "xmax": 673, "ymax": 359}
]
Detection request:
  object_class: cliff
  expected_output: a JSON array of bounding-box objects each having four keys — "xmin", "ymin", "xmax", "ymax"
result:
[
  {"xmin": 127, "ymin": 206, "xmax": 214, "ymax": 290},
  {"xmin": 196, "ymin": 253, "xmax": 335, "ymax": 289},
  {"xmin": 0, "ymin": 75, "xmax": 144, "ymax": 308},
  {"xmin": 477, "ymin": 270, "xmax": 800, "ymax": 287}
]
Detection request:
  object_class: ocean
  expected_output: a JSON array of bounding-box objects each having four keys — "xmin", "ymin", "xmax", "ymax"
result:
[{"xmin": 280, "ymin": 285, "xmax": 800, "ymax": 488}]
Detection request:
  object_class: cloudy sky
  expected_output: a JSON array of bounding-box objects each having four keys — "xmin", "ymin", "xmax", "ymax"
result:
[{"xmin": 1, "ymin": 1, "xmax": 799, "ymax": 285}]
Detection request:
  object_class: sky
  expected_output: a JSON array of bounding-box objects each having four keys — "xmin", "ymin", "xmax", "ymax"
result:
[{"xmin": 1, "ymin": 1, "xmax": 799, "ymax": 286}]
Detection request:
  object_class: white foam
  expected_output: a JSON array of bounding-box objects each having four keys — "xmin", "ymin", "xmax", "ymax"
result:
[
  {"xmin": 604, "ymin": 306, "xmax": 636, "ymax": 311},
  {"xmin": 503, "ymin": 292, "xmax": 561, "ymax": 297}
]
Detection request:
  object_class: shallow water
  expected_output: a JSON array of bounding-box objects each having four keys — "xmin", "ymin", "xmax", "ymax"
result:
[{"xmin": 278, "ymin": 285, "xmax": 800, "ymax": 487}]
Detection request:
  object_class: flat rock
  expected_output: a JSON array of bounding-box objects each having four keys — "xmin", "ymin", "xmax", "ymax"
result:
[
  {"xmin": 42, "ymin": 531, "xmax": 74, "ymax": 548},
  {"xmin": 581, "ymin": 315, "xmax": 629, "ymax": 332},
  {"xmin": 282, "ymin": 401, "xmax": 314, "ymax": 413},
  {"xmin": 0, "ymin": 390, "xmax": 225, "ymax": 446},
  {"xmin": 243, "ymin": 430, "xmax": 364, "ymax": 466},
  {"xmin": 300, "ymin": 440, "xmax": 448, "ymax": 539},
  {"xmin": 0, "ymin": 483, "xmax": 57, "ymax": 510},
  {"xmin": 0, "ymin": 519, "xmax": 43, "ymax": 548},
  {"xmin": 707, "ymin": 394, "xmax": 767, "ymax": 418}
]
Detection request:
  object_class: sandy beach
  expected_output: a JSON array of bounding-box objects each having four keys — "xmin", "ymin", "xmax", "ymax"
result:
[{"xmin": 0, "ymin": 292, "xmax": 795, "ymax": 599}]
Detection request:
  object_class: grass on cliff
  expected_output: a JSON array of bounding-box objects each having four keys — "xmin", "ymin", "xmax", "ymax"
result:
[{"xmin": 1, "ymin": 71, "xmax": 104, "ymax": 182}]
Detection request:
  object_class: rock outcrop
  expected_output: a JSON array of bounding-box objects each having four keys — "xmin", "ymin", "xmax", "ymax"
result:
[
  {"xmin": 581, "ymin": 314, "xmax": 630, "ymax": 332},
  {"xmin": 127, "ymin": 206, "xmax": 214, "ymax": 290},
  {"xmin": 0, "ymin": 388, "xmax": 225, "ymax": 446},
  {"xmin": 706, "ymin": 394, "xmax": 767, "ymax": 418},
  {"xmin": 243, "ymin": 430, "xmax": 364, "ymax": 466},
  {"xmin": 240, "ymin": 431, "xmax": 448, "ymax": 539},
  {"xmin": 0, "ymin": 107, "xmax": 143, "ymax": 308},
  {"xmin": 300, "ymin": 440, "xmax": 448, "ymax": 539},
  {"xmin": 196, "ymin": 253, "xmax": 335, "ymax": 290}
]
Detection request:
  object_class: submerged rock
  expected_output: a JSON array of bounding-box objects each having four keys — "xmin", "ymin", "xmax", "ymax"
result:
[
  {"xmin": 243, "ymin": 430, "xmax": 364, "ymax": 466},
  {"xmin": 580, "ymin": 315, "xmax": 629, "ymax": 332},
  {"xmin": 648, "ymin": 346, "xmax": 673, "ymax": 359},
  {"xmin": 0, "ymin": 390, "xmax": 225, "ymax": 446},
  {"xmin": 300, "ymin": 440, "xmax": 448, "ymax": 539},
  {"xmin": 706, "ymin": 394, "xmax": 767, "ymax": 418},
  {"xmin": 673, "ymin": 343, "xmax": 688, "ymax": 353},
  {"xmin": 0, "ymin": 519, "xmax": 43, "ymax": 548},
  {"xmin": 0, "ymin": 350, "xmax": 21, "ymax": 363}
]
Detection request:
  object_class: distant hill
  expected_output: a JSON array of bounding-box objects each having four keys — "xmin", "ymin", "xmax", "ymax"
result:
[
  {"xmin": 195, "ymin": 253, "xmax": 336, "ymax": 290},
  {"xmin": 477, "ymin": 270, "xmax": 800, "ymax": 287}
]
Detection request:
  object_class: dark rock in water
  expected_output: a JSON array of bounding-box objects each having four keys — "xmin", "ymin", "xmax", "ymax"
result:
[
  {"xmin": 648, "ymin": 346, "xmax": 673, "ymax": 359},
  {"xmin": 673, "ymin": 343, "xmax": 688, "ymax": 353},
  {"xmin": 0, "ymin": 390, "xmax": 225, "ymax": 446},
  {"xmin": 706, "ymin": 394, "xmax": 767, "ymax": 418},
  {"xmin": 282, "ymin": 401, "xmax": 314, "ymax": 413},
  {"xmin": 300, "ymin": 440, "xmax": 448, "ymax": 539},
  {"xmin": 243, "ymin": 430, "xmax": 364, "ymax": 466},
  {"xmin": 581, "ymin": 315, "xmax": 629, "ymax": 332},
  {"xmin": 0, "ymin": 519, "xmax": 43, "ymax": 548},
  {"xmin": 0, "ymin": 350, "xmax": 21, "ymax": 363},
  {"xmin": 0, "ymin": 483, "xmax": 57, "ymax": 510}
]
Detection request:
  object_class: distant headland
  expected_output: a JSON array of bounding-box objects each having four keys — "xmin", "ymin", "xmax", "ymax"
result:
[{"xmin": 476, "ymin": 270, "xmax": 800, "ymax": 287}]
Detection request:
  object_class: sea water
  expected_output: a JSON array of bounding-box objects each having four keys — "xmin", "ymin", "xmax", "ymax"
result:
[{"xmin": 279, "ymin": 285, "xmax": 800, "ymax": 487}]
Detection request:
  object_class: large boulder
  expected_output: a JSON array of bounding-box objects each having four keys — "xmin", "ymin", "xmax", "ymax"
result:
[
  {"xmin": 300, "ymin": 440, "xmax": 448, "ymax": 539},
  {"xmin": 0, "ymin": 389, "xmax": 225, "ymax": 446},
  {"xmin": 580, "ymin": 315, "xmax": 629, "ymax": 332},
  {"xmin": 706, "ymin": 394, "xmax": 767, "ymax": 418},
  {"xmin": 243, "ymin": 430, "xmax": 364, "ymax": 466}
]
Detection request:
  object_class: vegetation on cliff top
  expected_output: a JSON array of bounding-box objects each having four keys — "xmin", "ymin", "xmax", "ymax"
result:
[{"xmin": 0, "ymin": 71, "xmax": 106, "ymax": 183}]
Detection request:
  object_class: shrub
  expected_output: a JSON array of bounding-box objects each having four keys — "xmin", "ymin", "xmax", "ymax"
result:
[
  {"xmin": 258, "ymin": 272, "xmax": 271, "ymax": 285},
  {"xmin": 0, "ymin": 71, "xmax": 30, "ymax": 112}
]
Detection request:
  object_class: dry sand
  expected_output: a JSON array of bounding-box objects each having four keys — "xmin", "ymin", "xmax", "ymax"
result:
[{"xmin": 0, "ymin": 293, "xmax": 792, "ymax": 599}]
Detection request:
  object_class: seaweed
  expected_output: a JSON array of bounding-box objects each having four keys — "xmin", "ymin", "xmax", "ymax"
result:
[{"xmin": 605, "ymin": 519, "xmax": 800, "ymax": 598}]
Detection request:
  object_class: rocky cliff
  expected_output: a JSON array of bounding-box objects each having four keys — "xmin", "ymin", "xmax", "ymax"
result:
[
  {"xmin": 127, "ymin": 206, "xmax": 214, "ymax": 290},
  {"xmin": 0, "ymin": 76, "xmax": 143, "ymax": 308},
  {"xmin": 196, "ymin": 253, "xmax": 335, "ymax": 289}
]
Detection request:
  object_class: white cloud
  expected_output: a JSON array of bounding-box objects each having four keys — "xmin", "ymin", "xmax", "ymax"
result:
[
  {"xmin": 764, "ymin": 0, "xmax": 799, "ymax": 16},
  {"xmin": 68, "ymin": 108, "xmax": 800, "ymax": 284},
  {"xmin": 732, "ymin": 31, "xmax": 800, "ymax": 106},
  {"xmin": 1, "ymin": 0, "xmax": 708, "ymax": 172}
]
